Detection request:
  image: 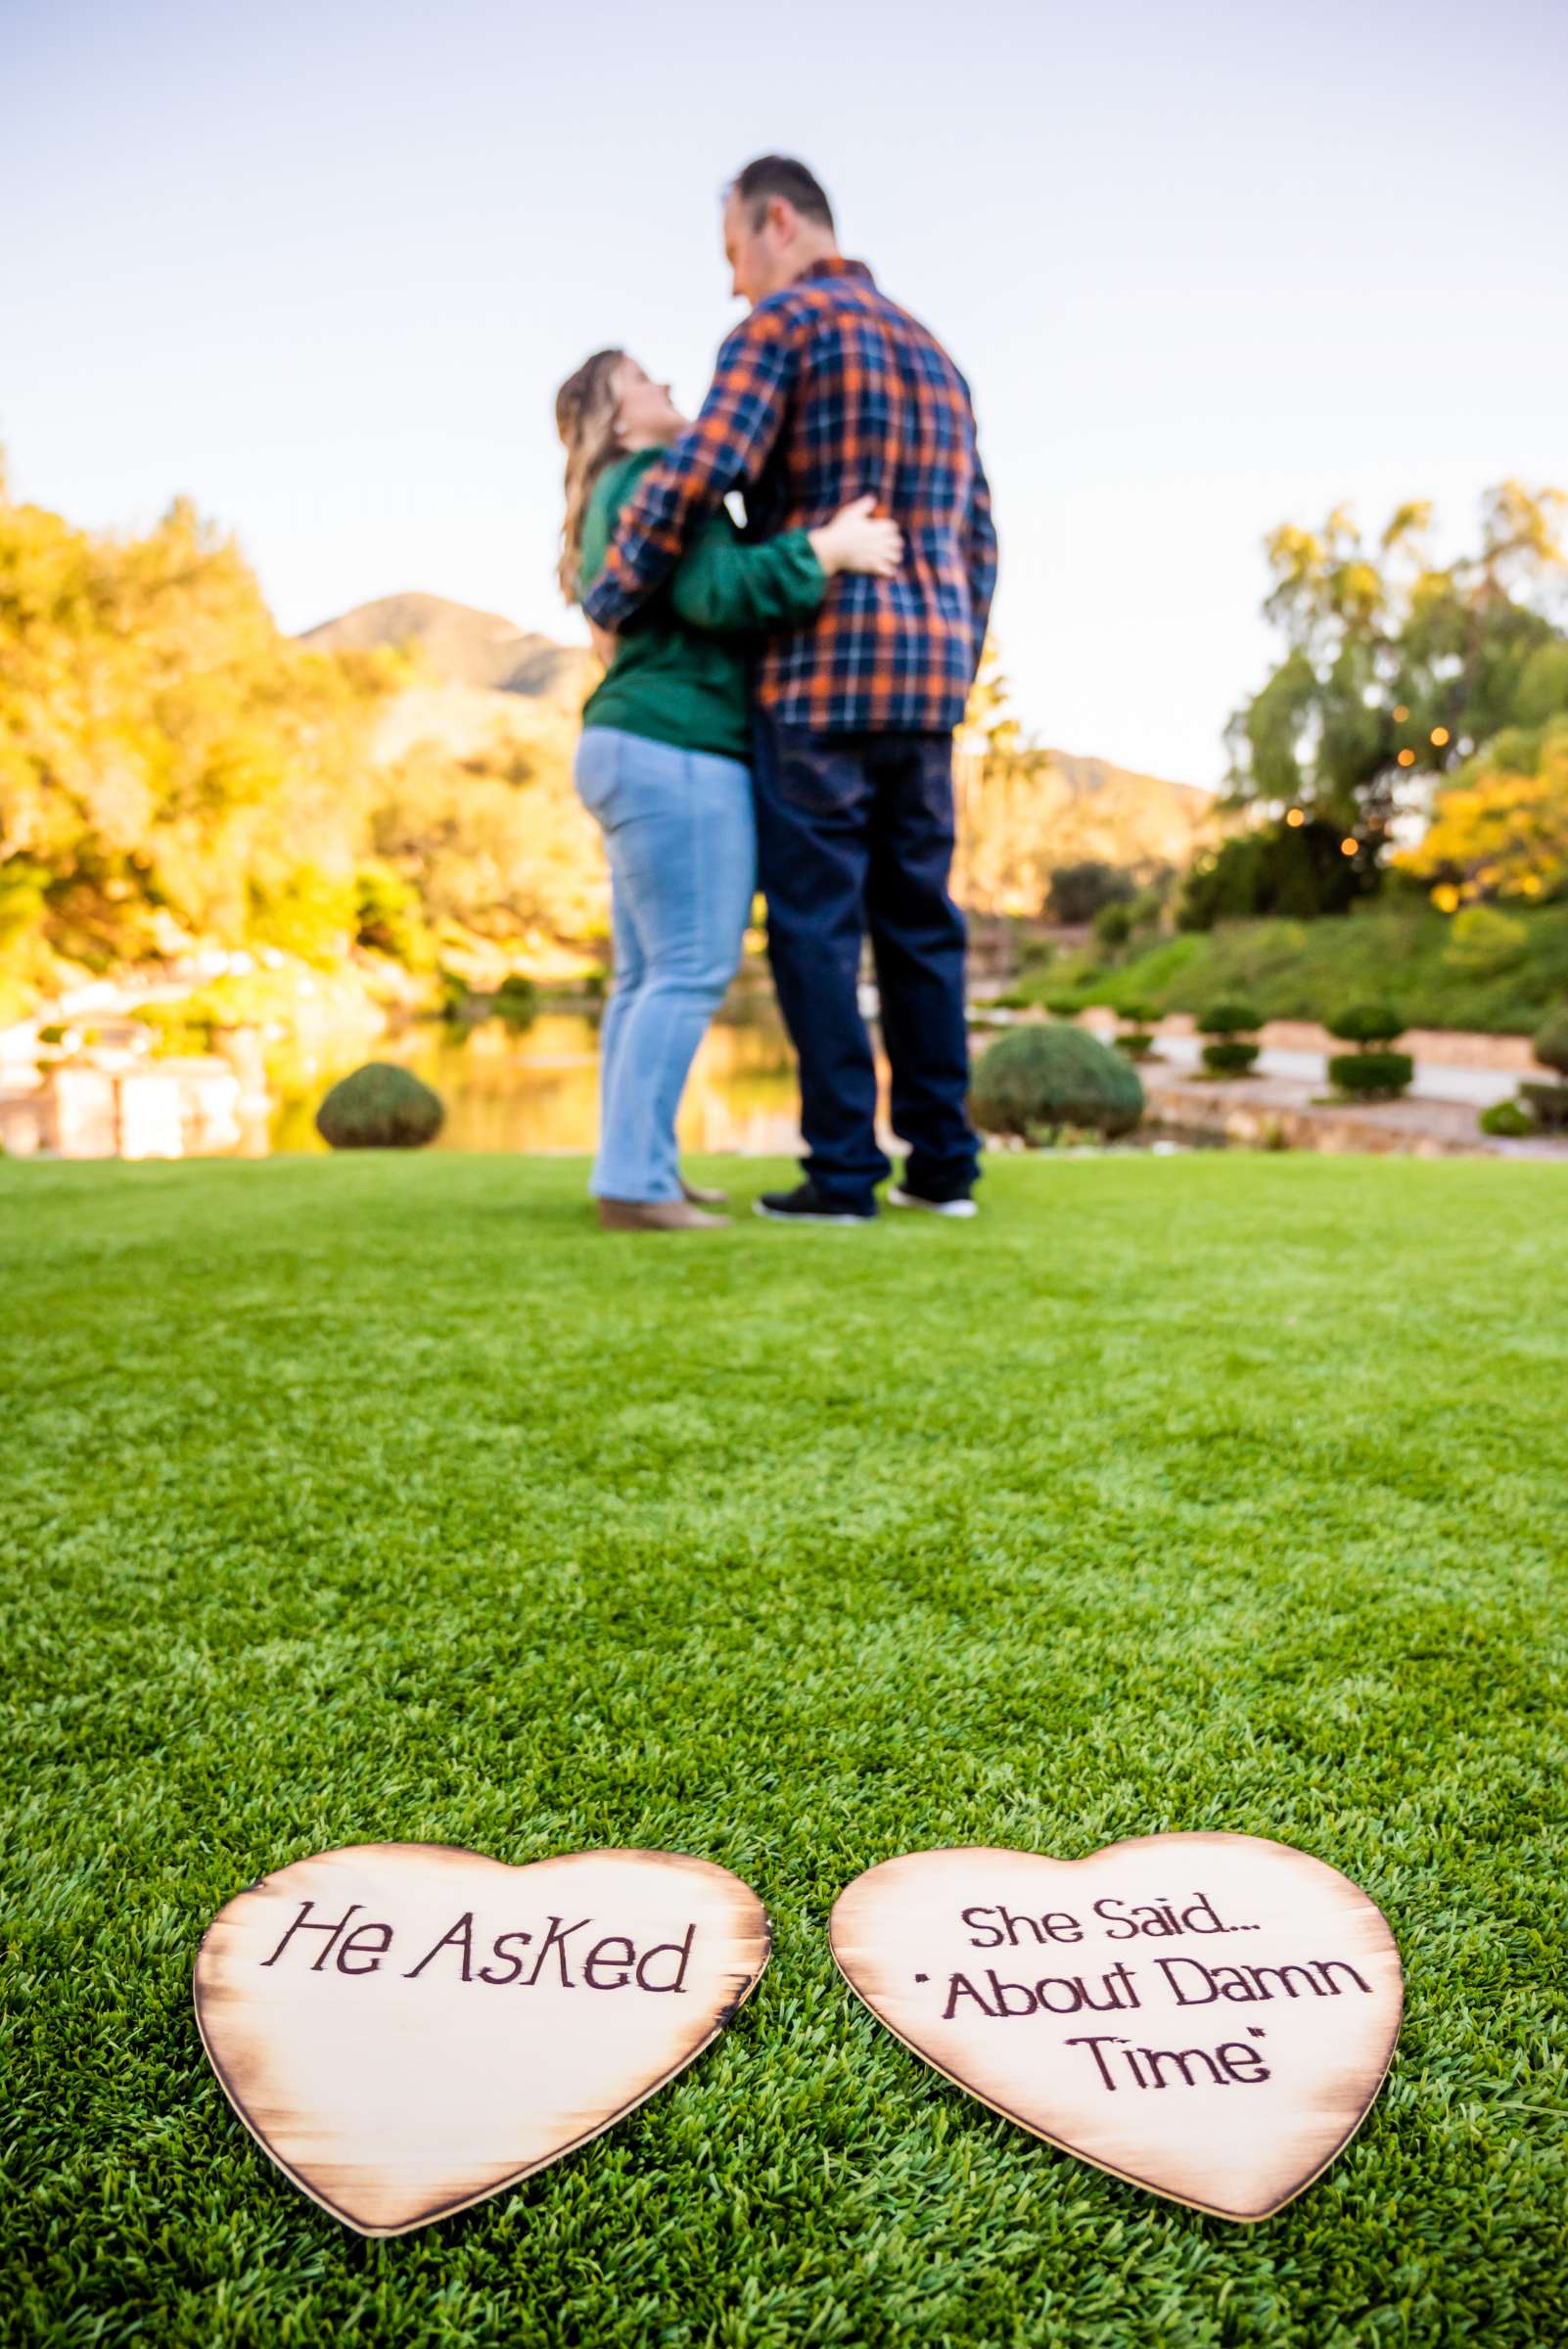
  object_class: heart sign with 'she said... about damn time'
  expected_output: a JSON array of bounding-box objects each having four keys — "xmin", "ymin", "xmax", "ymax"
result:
[
  {"xmin": 194, "ymin": 1844, "xmax": 770, "ymax": 2235},
  {"xmin": 830, "ymin": 1833, "xmax": 1402, "ymax": 2222}
]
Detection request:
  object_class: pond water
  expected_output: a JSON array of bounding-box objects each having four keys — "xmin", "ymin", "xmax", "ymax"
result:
[
  {"xmin": 269, "ymin": 997, "xmax": 817, "ymax": 1158},
  {"xmin": 8, "ymin": 982, "xmax": 1196, "ymax": 1162}
]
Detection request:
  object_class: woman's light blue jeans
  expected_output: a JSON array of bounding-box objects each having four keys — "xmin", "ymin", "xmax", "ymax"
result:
[{"xmin": 575, "ymin": 725, "xmax": 757, "ymax": 1203}]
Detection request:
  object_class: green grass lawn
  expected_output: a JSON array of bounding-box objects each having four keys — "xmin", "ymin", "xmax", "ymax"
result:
[{"xmin": 4, "ymin": 1151, "xmax": 1565, "ymax": 2348}]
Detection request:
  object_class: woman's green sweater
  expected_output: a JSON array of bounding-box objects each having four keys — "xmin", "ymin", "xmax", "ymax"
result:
[{"xmin": 577, "ymin": 448, "xmax": 827, "ymax": 761}]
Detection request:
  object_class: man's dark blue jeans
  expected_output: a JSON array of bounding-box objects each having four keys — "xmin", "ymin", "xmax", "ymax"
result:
[{"xmin": 751, "ymin": 714, "xmax": 981, "ymax": 1212}]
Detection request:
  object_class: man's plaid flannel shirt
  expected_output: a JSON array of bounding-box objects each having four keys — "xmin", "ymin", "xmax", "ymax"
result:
[{"xmin": 583, "ymin": 258, "xmax": 996, "ymax": 737}]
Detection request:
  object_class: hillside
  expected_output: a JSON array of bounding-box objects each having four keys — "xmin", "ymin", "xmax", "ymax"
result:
[
  {"xmin": 953, "ymin": 738, "xmax": 1214, "ymax": 913},
  {"xmin": 0, "ymin": 489, "xmax": 1209, "ymax": 1017},
  {"xmin": 1032, "ymin": 745, "xmax": 1213, "ymax": 867},
  {"xmin": 301, "ymin": 593, "xmax": 1213, "ymax": 938},
  {"xmin": 300, "ymin": 592, "xmax": 597, "ymax": 712}
]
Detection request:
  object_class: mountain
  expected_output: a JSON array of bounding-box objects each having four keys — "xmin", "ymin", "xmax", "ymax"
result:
[
  {"xmin": 300, "ymin": 592, "xmax": 596, "ymax": 712},
  {"xmin": 1029, "ymin": 746, "xmax": 1214, "ymax": 867},
  {"xmin": 300, "ymin": 593, "xmax": 1212, "ymax": 939},
  {"xmin": 952, "ymin": 740, "xmax": 1214, "ymax": 914},
  {"xmin": 295, "ymin": 597, "xmax": 605, "ymax": 965}
]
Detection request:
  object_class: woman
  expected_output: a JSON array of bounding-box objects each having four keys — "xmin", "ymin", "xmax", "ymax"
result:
[{"xmin": 556, "ymin": 348, "xmax": 901, "ymax": 1231}]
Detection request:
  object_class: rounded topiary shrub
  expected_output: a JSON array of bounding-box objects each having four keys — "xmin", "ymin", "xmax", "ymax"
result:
[
  {"xmin": 493, "ymin": 972, "xmax": 539, "ymax": 1029},
  {"xmin": 1116, "ymin": 999, "xmax": 1161, "ymax": 1060},
  {"xmin": 1519, "ymin": 1081, "xmax": 1568, "ymax": 1130},
  {"xmin": 1200, "ymin": 1038, "xmax": 1262, "ymax": 1078},
  {"xmin": 1327, "ymin": 1050, "xmax": 1414, "ymax": 1099},
  {"xmin": 315, "ymin": 1062, "xmax": 444, "ymax": 1150},
  {"xmin": 1534, "ymin": 1006, "xmax": 1568, "ymax": 1077},
  {"xmin": 1200, "ymin": 999, "xmax": 1263, "ymax": 1037},
  {"xmin": 1327, "ymin": 1000, "xmax": 1406, "ymax": 1046},
  {"xmin": 970, "ymin": 1022, "xmax": 1144, "ymax": 1142},
  {"xmin": 1198, "ymin": 999, "xmax": 1262, "ymax": 1076},
  {"xmin": 1479, "ymin": 1100, "xmax": 1534, "ymax": 1138}
]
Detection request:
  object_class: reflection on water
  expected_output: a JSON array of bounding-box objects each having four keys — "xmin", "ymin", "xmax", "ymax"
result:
[
  {"xmin": 11, "ymin": 990, "xmax": 1197, "ymax": 1163},
  {"xmin": 270, "ymin": 1001, "xmax": 817, "ymax": 1158}
]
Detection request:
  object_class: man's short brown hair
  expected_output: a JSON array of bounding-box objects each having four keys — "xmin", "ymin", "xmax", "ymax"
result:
[{"xmin": 728, "ymin": 155, "xmax": 835, "ymax": 234}]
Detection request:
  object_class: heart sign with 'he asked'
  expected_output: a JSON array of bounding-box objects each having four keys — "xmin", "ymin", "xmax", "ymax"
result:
[{"xmin": 194, "ymin": 1843, "xmax": 770, "ymax": 2235}]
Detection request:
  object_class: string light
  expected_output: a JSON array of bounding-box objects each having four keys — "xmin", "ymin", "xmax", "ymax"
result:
[
  {"xmin": 1340, "ymin": 837, "xmax": 1359, "ymax": 857},
  {"xmin": 1286, "ymin": 808, "xmax": 1306, "ymax": 828},
  {"xmin": 1398, "ymin": 748, "xmax": 1416, "ymax": 767},
  {"xmin": 1430, "ymin": 726, "xmax": 1451, "ymax": 747},
  {"xmin": 1392, "ymin": 705, "xmax": 1410, "ymax": 722}
]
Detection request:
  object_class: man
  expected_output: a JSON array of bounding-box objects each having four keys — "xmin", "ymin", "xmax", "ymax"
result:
[{"xmin": 584, "ymin": 155, "xmax": 996, "ymax": 1224}]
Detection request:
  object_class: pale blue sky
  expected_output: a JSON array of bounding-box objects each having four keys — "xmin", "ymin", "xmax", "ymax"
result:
[{"xmin": 5, "ymin": 0, "xmax": 1565, "ymax": 785}]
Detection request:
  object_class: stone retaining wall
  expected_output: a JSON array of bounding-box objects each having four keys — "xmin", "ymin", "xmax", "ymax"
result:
[{"xmin": 1141, "ymin": 1074, "xmax": 1486, "ymax": 1158}]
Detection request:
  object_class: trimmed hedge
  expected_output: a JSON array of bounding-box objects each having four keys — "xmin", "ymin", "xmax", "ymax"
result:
[
  {"xmin": 1327, "ymin": 1000, "xmax": 1406, "ymax": 1046},
  {"xmin": 1479, "ymin": 1100, "xmax": 1535, "ymax": 1137},
  {"xmin": 1118, "ymin": 1000, "xmax": 1160, "ymax": 1058},
  {"xmin": 1535, "ymin": 1006, "xmax": 1568, "ymax": 1077},
  {"xmin": 970, "ymin": 1022, "xmax": 1144, "ymax": 1140},
  {"xmin": 493, "ymin": 973, "xmax": 539, "ymax": 1028},
  {"xmin": 1328, "ymin": 1051, "xmax": 1414, "ymax": 1099},
  {"xmin": 1200, "ymin": 999, "xmax": 1263, "ymax": 1037},
  {"xmin": 316, "ymin": 1062, "xmax": 445, "ymax": 1150},
  {"xmin": 1519, "ymin": 1081, "xmax": 1568, "ymax": 1131},
  {"xmin": 1201, "ymin": 1039, "xmax": 1262, "ymax": 1078}
]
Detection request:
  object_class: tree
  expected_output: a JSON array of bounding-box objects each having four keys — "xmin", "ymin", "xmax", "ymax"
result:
[
  {"xmin": 1176, "ymin": 817, "xmax": 1377, "ymax": 931},
  {"xmin": 1395, "ymin": 714, "xmax": 1568, "ymax": 905},
  {"xmin": 1046, "ymin": 861, "xmax": 1134, "ymax": 926},
  {"xmin": 952, "ymin": 641, "xmax": 1178, "ymax": 919},
  {"xmin": 0, "ymin": 468, "xmax": 405, "ymax": 990},
  {"xmin": 1226, "ymin": 482, "xmax": 1568, "ymax": 851},
  {"xmin": 952, "ymin": 638, "xmax": 1051, "ymax": 913}
]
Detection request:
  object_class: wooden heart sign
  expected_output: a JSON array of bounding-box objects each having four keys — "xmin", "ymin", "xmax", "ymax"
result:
[
  {"xmin": 194, "ymin": 1843, "xmax": 770, "ymax": 2235},
  {"xmin": 831, "ymin": 1833, "xmax": 1401, "ymax": 2222}
]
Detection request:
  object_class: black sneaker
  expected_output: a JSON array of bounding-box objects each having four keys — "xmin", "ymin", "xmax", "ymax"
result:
[
  {"xmin": 887, "ymin": 1181, "xmax": 979, "ymax": 1221},
  {"xmin": 754, "ymin": 1181, "xmax": 877, "ymax": 1225}
]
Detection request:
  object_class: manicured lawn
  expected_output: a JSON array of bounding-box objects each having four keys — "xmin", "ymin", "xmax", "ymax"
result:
[{"xmin": 4, "ymin": 1151, "xmax": 1565, "ymax": 2348}]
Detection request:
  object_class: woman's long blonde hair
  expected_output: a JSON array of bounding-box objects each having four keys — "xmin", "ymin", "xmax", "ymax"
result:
[{"xmin": 555, "ymin": 347, "xmax": 626, "ymax": 606}]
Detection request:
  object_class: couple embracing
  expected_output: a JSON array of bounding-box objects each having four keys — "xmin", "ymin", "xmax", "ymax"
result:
[{"xmin": 555, "ymin": 156, "xmax": 996, "ymax": 1230}]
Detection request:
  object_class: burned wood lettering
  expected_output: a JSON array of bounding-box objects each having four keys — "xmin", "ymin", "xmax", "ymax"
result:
[
  {"xmin": 943, "ymin": 1883, "xmax": 1376, "ymax": 2095},
  {"xmin": 260, "ymin": 1897, "xmax": 699, "ymax": 1994},
  {"xmin": 831, "ymin": 1834, "xmax": 1403, "ymax": 2222},
  {"xmin": 194, "ymin": 1843, "xmax": 769, "ymax": 2237}
]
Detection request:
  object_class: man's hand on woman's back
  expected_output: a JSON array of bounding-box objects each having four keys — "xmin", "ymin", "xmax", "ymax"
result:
[{"xmin": 808, "ymin": 495, "xmax": 903, "ymax": 578}]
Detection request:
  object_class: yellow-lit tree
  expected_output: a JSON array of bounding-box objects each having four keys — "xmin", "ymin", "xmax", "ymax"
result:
[
  {"xmin": 1227, "ymin": 482, "xmax": 1568, "ymax": 848},
  {"xmin": 952, "ymin": 638, "xmax": 1053, "ymax": 915},
  {"xmin": 0, "ymin": 472, "xmax": 404, "ymax": 992},
  {"xmin": 1397, "ymin": 714, "xmax": 1568, "ymax": 906}
]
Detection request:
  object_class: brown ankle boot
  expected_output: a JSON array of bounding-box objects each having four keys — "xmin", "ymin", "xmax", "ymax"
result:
[{"xmin": 596, "ymin": 1196, "xmax": 730, "ymax": 1232}]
